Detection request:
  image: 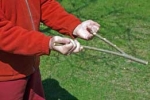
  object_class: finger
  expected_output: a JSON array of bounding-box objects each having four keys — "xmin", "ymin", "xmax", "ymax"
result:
[
  {"xmin": 53, "ymin": 36, "xmax": 71, "ymax": 45},
  {"xmin": 67, "ymin": 39, "xmax": 77, "ymax": 55},
  {"xmin": 92, "ymin": 21, "xmax": 100, "ymax": 27},
  {"xmin": 73, "ymin": 40, "xmax": 82, "ymax": 53},
  {"xmin": 50, "ymin": 36, "xmax": 71, "ymax": 50},
  {"xmin": 87, "ymin": 24, "xmax": 100, "ymax": 34},
  {"xmin": 50, "ymin": 36, "xmax": 76, "ymax": 55},
  {"xmin": 85, "ymin": 20, "xmax": 100, "ymax": 34},
  {"xmin": 92, "ymin": 26, "xmax": 99, "ymax": 34},
  {"xmin": 54, "ymin": 41, "xmax": 73, "ymax": 55},
  {"xmin": 80, "ymin": 46, "xmax": 83, "ymax": 51},
  {"xmin": 80, "ymin": 29, "xmax": 94, "ymax": 40},
  {"xmin": 88, "ymin": 20, "xmax": 100, "ymax": 27}
]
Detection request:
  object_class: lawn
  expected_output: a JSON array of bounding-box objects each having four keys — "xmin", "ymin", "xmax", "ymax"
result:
[{"xmin": 40, "ymin": 0, "xmax": 150, "ymax": 100}]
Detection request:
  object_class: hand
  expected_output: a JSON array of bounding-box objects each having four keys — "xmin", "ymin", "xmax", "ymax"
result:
[
  {"xmin": 49, "ymin": 36, "xmax": 82, "ymax": 55},
  {"xmin": 73, "ymin": 20, "xmax": 100, "ymax": 40}
]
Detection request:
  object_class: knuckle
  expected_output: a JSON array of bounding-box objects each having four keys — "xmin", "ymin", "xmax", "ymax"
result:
[
  {"xmin": 62, "ymin": 51, "xmax": 68, "ymax": 55},
  {"xmin": 74, "ymin": 44, "xmax": 77, "ymax": 48}
]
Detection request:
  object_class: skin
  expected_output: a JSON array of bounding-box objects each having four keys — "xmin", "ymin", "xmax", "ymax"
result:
[{"xmin": 49, "ymin": 20, "xmax": 100, "ymax": 55}]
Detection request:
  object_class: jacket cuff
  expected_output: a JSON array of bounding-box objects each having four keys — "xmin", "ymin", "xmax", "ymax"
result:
[{"xmin": 41, "ymin": 36, "xmax": 52, "ymax": 55}]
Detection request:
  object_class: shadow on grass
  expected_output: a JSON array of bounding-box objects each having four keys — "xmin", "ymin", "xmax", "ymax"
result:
[{"xmin": 42, "ymin": 78, "xmax": 78, "ymax": 100}]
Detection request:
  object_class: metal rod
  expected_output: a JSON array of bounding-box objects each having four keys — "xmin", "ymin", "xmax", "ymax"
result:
[{"xmin": 82, "ymin": 45, "xmax": 148, "ymax": 65}]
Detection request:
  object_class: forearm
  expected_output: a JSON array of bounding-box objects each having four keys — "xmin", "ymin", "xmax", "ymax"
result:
[
  {"xmin": 0, "ymin": 12, "xmax": 51, "ymax": 56},
  {"xmin": 41, "ymin": 0, "xmax": 81, "ymax": 37}
]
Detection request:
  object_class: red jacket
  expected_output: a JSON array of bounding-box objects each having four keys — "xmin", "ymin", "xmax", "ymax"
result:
[{"xmin": 0, "ymin": 0, "xmax": 81, "ymax": 81}]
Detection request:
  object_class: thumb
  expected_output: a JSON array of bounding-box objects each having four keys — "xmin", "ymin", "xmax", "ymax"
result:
[{"xmin": 49, "ymin": 36, "xmax": 71, "ymax": 50}]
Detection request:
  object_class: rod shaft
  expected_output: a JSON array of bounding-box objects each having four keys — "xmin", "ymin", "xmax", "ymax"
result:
[
  {"xmin": 93, "ymin": 33, "xmax": 125, "ymax": 54},
  {"xmin": 83, "ymin": 45, "xmax": 148, "ymax": 65}
]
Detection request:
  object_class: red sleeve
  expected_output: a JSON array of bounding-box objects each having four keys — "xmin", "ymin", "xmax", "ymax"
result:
[
  {"xmin": 0, "ymin": 9, "xmax": 51, "ymax": 56},
  {"xmin": 41, "ymin": 0, "xmax": 81, "ymax": 38}
]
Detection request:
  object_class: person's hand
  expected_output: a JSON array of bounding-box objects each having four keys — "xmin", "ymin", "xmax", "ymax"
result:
[
  {"xmin": 73, "ymin": 20, "xmax": 100, "ymax": 40},
  {"xmin": 49, "ymin": 36, "xmax": 82, "ymax": 55}
]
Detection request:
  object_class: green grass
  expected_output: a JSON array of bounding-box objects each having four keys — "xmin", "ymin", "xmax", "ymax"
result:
[{"xmin": 40, "ymin": 0, "xmax": 150, "ymax": 100}]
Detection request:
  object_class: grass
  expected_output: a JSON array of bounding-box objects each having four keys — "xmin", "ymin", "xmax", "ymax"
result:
[{"xmin": 40, "ymin": 0, "xmax": 150, "ymax": 100}]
